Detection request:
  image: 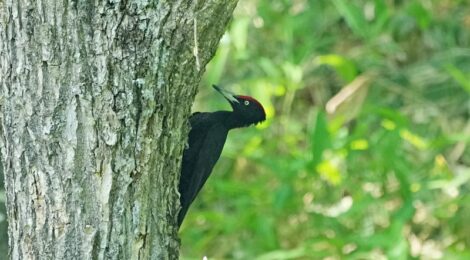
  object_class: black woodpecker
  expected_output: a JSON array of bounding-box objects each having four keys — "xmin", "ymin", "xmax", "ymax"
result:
[{"xmin": 178, "ymin": 85, "xmax": 266, "ymax": 227}]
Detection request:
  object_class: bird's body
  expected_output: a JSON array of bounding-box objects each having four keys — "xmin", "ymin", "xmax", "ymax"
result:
[
  {"xmin": 178, "ymin": 86, "xmax": 266, "ymax": 227},
  {"xmin": 178, "ymin": 112, "xmax": 229, "ymax": 226}
]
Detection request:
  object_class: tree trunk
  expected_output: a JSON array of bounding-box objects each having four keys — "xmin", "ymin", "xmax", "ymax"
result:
[{"xmin": 0, "ymin": 0, "xmax": 238, "ymax": 259}]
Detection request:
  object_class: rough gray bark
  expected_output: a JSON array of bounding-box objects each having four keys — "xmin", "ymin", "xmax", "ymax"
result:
[{"xmin": 0, "ymin": 0, "xmax": 238, "ymax": 259}]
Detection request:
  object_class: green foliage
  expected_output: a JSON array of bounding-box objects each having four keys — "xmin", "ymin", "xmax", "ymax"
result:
[{"xmin": 181, "ymin": 0, "xmax": 470, "ymax": 259}]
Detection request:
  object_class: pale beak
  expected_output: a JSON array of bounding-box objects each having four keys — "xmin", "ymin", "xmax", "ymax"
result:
[{"xmin": 212, "ymin": 85, "xmax": 239, "ymax": 103}]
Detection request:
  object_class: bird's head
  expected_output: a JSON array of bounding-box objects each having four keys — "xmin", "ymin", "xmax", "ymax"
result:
[{"xmin": 213, "ymin": 85, "xmax": 266, "ymax": 127}]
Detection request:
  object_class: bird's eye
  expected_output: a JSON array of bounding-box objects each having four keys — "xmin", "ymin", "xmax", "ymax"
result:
[{"xmin": 244, "ymin": 100, "xmax": 250, "ymax": 106}]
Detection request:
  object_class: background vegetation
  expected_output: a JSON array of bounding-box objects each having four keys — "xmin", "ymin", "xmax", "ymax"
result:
[
  {"xmin": 180, "ymin": 0, "xmax": 470, "ymax": 259},
  {"xmin": 0, "ymin": 0, "xmax": 469, "ymax": 259}
]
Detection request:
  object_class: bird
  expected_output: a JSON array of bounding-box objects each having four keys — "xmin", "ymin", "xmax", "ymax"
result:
[{"xmin": 178, "ymin": 85, "xmax": 266, "ymax": 227}]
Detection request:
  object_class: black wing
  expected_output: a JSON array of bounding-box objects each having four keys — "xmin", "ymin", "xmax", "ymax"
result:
[{"xmin": 178, "ymin": 113, "xmax": 229, "ymax": 226}]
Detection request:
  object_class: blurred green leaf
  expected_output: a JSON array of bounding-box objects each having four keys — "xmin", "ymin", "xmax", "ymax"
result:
[
  {"xmin": 370, "ymin": 0, "xmax": 390, "ymax": 35},
  {"xmin": 407, "ymin": 1, "xmax": 432, "ymax": 29},
  {"xmin": 333, "ymin": 0, "xmax": 368, "ymax": 38},
  {"xmin": 445, "ymin": 64, "xmax": 470, "ymax": 94},
  {"xmin": 310, "ymin": 111, "xmax": 331, "ymax": 169},
  {"xmin": 315, "ymin": 54, "xmax": 358, "ymax": 82},
  {"xmin": 273, "ymin": 184, "xmax": 292, "ymax": 212}
]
